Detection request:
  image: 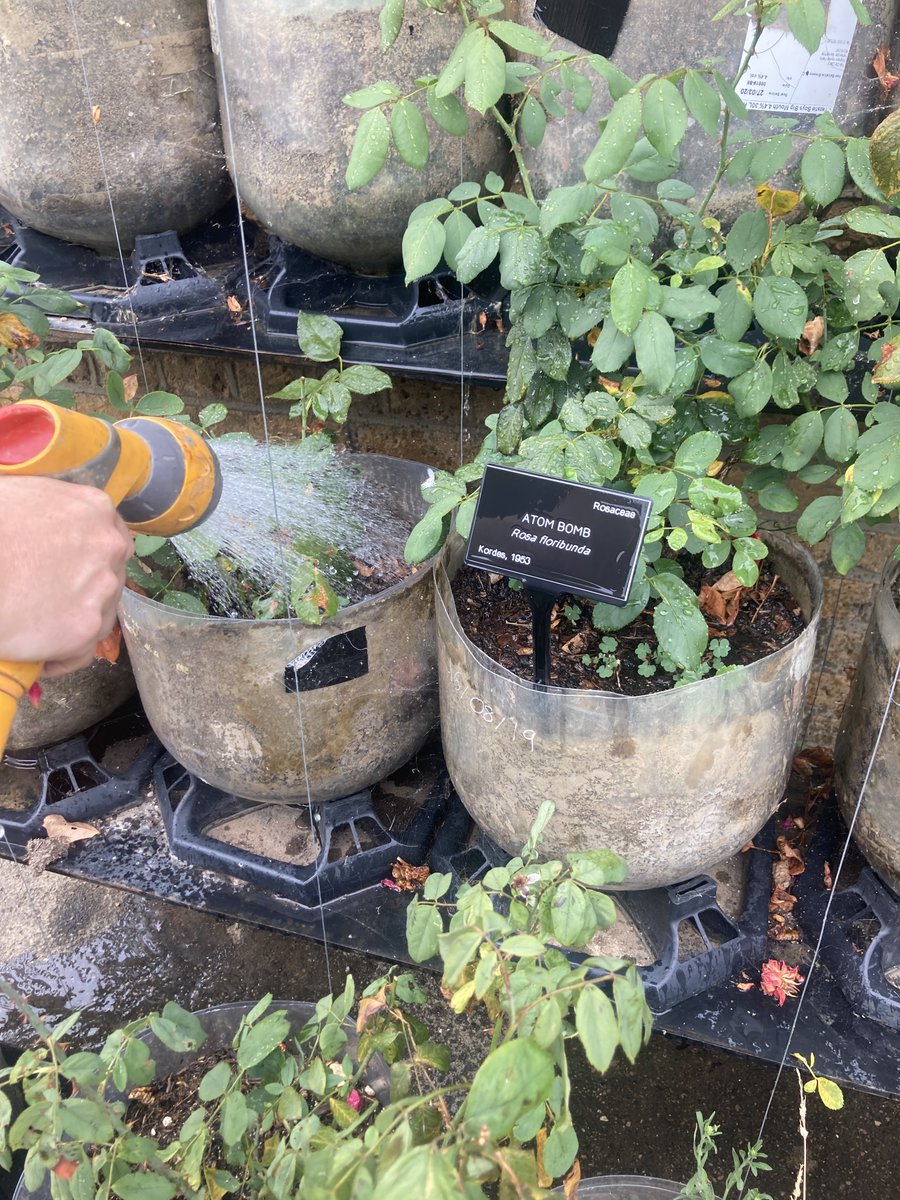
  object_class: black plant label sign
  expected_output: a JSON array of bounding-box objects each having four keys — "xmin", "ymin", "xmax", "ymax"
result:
[{"xmin": 464, "ymin": 464, "xmax": 651, "ymax": 606}]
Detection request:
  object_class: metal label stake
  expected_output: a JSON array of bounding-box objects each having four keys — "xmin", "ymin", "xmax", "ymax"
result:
[{"xmin": 526, "ymin": 586, "xmax": 557, "ymax": 687}]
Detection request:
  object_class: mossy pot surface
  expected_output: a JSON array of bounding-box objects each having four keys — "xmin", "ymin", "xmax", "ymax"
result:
[
  {"xmin": 436, "ymin": 531, "xmax": 823, "ymax": 889},
  {"xmin": 119, "ymin": 455, "xmax": 438, "ymax": 803},
  {"xmin": 0, "ymin": 0, "xmax": 230, "ymax": 252},
  {"xmin": 834, "ymin": 553, "xmax": 900, "ymax": 892},
  {"xmin": 208, "ymin": 0, "xmax": 510, "ymax": 271},
  {"xmin": 7, "ymin": 655, "xmax": 136, "ymax": 754}
]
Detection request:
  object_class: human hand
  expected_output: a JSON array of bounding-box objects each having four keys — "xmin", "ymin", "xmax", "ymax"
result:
[{"xmin": 0, "ymin": 477, "xmax": 134, "ymax": 676}]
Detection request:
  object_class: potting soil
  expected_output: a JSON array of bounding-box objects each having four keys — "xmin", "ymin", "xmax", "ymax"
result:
[{"xmin": 450, "ymin": 557, "xmax": 806, "ymax": 695}]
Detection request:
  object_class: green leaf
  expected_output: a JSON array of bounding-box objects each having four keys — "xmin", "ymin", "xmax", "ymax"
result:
[
  {"xmin": 427, "ymin": 88, "xmax": 468, "ymax": 137},
  {"xmin": 343, "ymin": 81, "xmax": 401, "ymax": 109},
  {"xmin": 372, "ymin": 1144, "xmax": 458, "ymax": 1200},
  {"xmin": 539, "ymin": 183, "xmax": 598, "ymax": 236},
  {"xmin": 801, "ymin": 140, "xmax": 845, "ymax": 206},
  {"xmin": 439, "ymin": 927, "xmax": 483, "ymax": 985},
  {"xmin": 842, "ymin": 248, "xmax": 895, "ymax": 320},
  {"xmin": 642, "ymin": 78, "xmax": 688, "ymax": 156},
  {"xmin": 488, "ymin": 18, "xmax": 550, "ymax": 55},
  {"xmin": 610, "ymin": 259, "xmax": 648, "ymax": 336},
  {"xmin": 220, "ymin": 1091, "xmax": 252, "ymax": 1147},
  {"xmin": 135, "ymin": 390, "xmax": 183, "ymax": 417},
  {"xmin": 845, "ymin": 137, "xmax": 887, "ymax": 202},
  {"xmin": 688, "ymin": 477, "xmax": 744, "ymax": 518},
  {"xmin": 149, "ymin": 1003, "xmax": 205, "ymax": 1052},
  {"xmin": 290, "ymin": 560, "xmax": 339, "ymax": 624},
  {"xmin": 823, "ymin": 407, "xmax": 858, "ymax": 463},
  {"xmin": 683, "ymin": 70, "xmax": 720, "ymax": 137},
  {"xmin": 499, "ymin": 225, "xmax": 545, "ymax": 288},
  {"xmin": 780, "ymin": 410, "xmax": 824, "ymax": 470},
  {"xmin": 162, "ymin": 591, "xmax": 208, "ymax": 615},
  {"xmin": 730, "ymin": 359, "xmax": 772, "ymax": 417},
  {"xmin": 650, "ymin": 572, "xmax": 708, "ymax": 671},
  {"xmin": 674, "ymin": 430, "xmax": 722, "ymax": 476},
  {"xmin": 576, "ymin": 985, "xmax": 620, "ymax": 1073},
  {"xmin": 297, "ymin": 312, "xmax": 343, "ymax": 362},
  {"xmin": 464, "ymin": 27, "xmax": 507, "ymax": 114},
  {"xmin": 402, "ymin": 209, "xmax": 449, "ymax": 283},
  {"xmin": 406, "ymin": 897, "xmax": 443, "ymax": 961},
  {"xmin": 699, "ymin": 336, "xmax": 756, "ymax": 379},
  {"xmin": 714, "ymin": 70, "xmax": 748, "ymax": 120},
  {"xmin": 550, "ymin": 879, "xmax": 592, "ymax": 947},
  {"xmin": 852, "ymin": 425, "xmax": 900, "ymax": 490},
  {"xmin": 379, "ymin": 0, "xmax": 404, "ymax": 50},
  {"xmin": 796, "ymin": 494, "xmax": 841, "ymax": 544},
  {"xmin": 725, "ymin": 208, "xmax": 768, "ymax": 272},
  {"xmin": 568, "ymin": 848, "xmax": 628, "ymax": 887},
  {"xmin": 751, "ymin": 134, "xmax": 794, "ymax": 184},
  {"xmin": 112, "ymin": 1177, "xmax": 177, "ymax": 1200},
  {"xmin": 391, "ymin": 99, "xmax": 429, "ymax": 169},
  {"xmin": 520, "ymin": 95, "xmax": 547, "ymax": 147},
  {"xmin": 786, "ymin": 0, "xmax": 826, "ymax": 54},
  {"xmin": 714, "ymin": 279, "xmax": 752, "ymax": 343},
  {"xmin": 340, "ymin": 364, "xmax": 391, "ymax": 395},
  {"xmin": 542, "ymin": 1122, "xmax": 579, "ymax": 1179},
  {"xmin": 831, "ymin": 521, "xmax": 866, "ymax": 574},
  {"xmin": 613, "ymin": 970, "xmax": 650, "ymax": 1063},
  {"xmin": 454, "ymin": 224, "xmax": 501, "ymax": 283},
  {"xmin": 346, "ymin": 107, "xmax": 390, "ymax": 191},
  {"xmin": 434, "ymin": 24, "xmax": 477, "ymax": 98},
  {"xmin": 199, "ymin": 402, "xmax": 228, "ymax": 427},
  {"xmin": 463, "ymin": 1039, "xmax": 555, "ymax": 1138},
  {"xmin": 199, "ymin": 1059, "xmax": 232, "ymax": 1101},
  {"xmin": 591, "ymin": 322, "xmax": 634, "ymax": 371},
  {"xmin": 633, "ymin": 311, "xmax": 676, "ymax": 393},
  {"xmin": 584, "ymin": 90, "xmax": 642, "ymax": 182},
  {"xmin": 753, "ymin": 276, "xmax": 808, "ymax": 340},
  {"xmin": 58, "ymin": 1098, "xmax": 115, "ymax": 1143},
  {"xmin": 237, "ymin": 1010, "xmax": 290, "ymax": 1069}
]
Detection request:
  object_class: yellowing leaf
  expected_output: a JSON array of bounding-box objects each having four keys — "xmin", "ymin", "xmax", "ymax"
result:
[
  {"xmin": 0, "ymin": 312, "xmax": 39, "ymax": 352},
  {"xmin": 817, "ymin": 1077, "xmax": 844, "ymax": 1110},
  {"xmin": 697, "ymin": 390, "xmax": 731, "ymax": 402},
  {"xmin": 756, "ymin": 185, "xmax": 801, "ymax": 216}
]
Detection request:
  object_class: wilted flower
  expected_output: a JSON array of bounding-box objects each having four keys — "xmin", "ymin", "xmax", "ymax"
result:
[
  {"xmin": 760, "ymin": 959, "xmax": 804, "ymax": 1006},
  {"xmin": 347, "ymin": 1089, "xmax": 362, "ymax": 1112}
]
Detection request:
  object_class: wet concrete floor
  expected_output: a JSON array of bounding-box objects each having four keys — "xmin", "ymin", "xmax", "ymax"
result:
[{"xmin": 0, "ymin": 859, "xmax": 898, "ymax": 1200}]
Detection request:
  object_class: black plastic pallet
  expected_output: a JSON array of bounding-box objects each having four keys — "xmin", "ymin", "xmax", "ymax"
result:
[
  {"xmin": 152, "ymin": 752, "xmax": 451, "ymax": 907},
  {"xmin": 2, "ymin": 206, "xmax": 510, "ymax": 383},
  {"xmin": 0, "ymin": 705, "xmax": 162, "ymax": 850}
]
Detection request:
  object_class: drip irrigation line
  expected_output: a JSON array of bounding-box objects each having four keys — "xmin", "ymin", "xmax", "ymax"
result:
[
  {"xmin": 63, "ymin": 0, "xmax": 150, "ymax": 395},
  {"xmin": 209, "ymin": 0, "xmax": 334, "ymax": 997},
  {"xmin": 738, "ymin": 653, "xmax": 900, "ymax": 1197}
]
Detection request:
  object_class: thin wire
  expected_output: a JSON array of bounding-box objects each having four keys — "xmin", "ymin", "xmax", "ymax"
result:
[
  {"xmin": 209, "ymin": 0, "xmax": 334, "ymax": 995},
  {"xmin": 62, "ymin": 0, "xmax": 150, "ymax": 394},
  {"xmin": 738, "ymin": 652, "xmax": 900, "ymax": 1197},
  {"xmin": 458, "ymin": 137, "xmax": 466, "ymax": 468}
]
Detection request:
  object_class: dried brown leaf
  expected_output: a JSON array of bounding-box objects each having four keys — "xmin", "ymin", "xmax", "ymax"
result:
[
  {"xmin": 42, "ymin": 815, "xmax": 99, "ymax": 843},
  {"xmin": 94, "ymin": 622, "xmax": 122, "ymax": 665},
  {"xmin": 798, "ymin": 316, "xmax": 825, "ymax": 357},
  {"xmin": 91, "ymin": 105, "xmax": 101, "ymax": 124},
  {"xmin": 563, "ymin": 1158, "xmax": 582, "ymax": 1200},
  {"xmin": 391, "ymin": 857, "xmax": 430, "ymax": 892},
  {"xmin": 699, "ymin": 570, "xmax": 744, "ymax": 626}
]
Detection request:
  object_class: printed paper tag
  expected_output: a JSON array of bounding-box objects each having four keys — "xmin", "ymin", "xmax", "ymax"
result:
[{"xmin": 736, "ymin": 0, "xmax": 858, "ymax": 115}]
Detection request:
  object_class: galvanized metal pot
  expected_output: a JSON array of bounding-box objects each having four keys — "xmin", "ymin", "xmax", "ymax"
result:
[
  {"xmin": 834, "ymin": 553, "xmax": 900, "ymax": 892},
  {"xmin": 436, "ymin": 531, "xmax": 823, "ymax": 889},
  {"xmin": 119, "ymin": 455, "xmax": 437, "ymax": 803}
]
